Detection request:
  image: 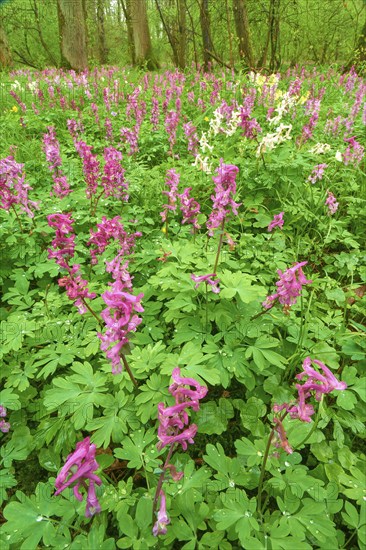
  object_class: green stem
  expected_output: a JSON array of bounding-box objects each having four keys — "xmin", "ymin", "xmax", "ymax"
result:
[
  {"xmin": 293, "ymin": 395, "xmax": 324, "ymax": 449},
  {"xmin": 121, "ymin": 353, "xmax": 138, "ymax": 388},
  {"xmin": 152, "ymin": 443, "xmax": 176, "ymax": 525},
  {"xmin": 213, "ymin": 219, "xmax": 225, "ymax": 274},
  {"xmin": 11, "ymin": 205, "xmax": 23, "ymax": 231},
  {"xmin": 257, "ymin": 412, "xmax": 287, "ymax": 516},
  {"xmin": 80, "ymin": 298, "xmax": 103, "ymax": 327}
]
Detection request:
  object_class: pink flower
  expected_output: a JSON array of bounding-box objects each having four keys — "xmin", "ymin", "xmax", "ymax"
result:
[
  {"xmin": 55, "ymin": 437, "xmax": 102, "ymax": 517},
  {"xmin": 262, "ymin": 261, "xmax": 312, "ymax": 310},
  {"xmin": 153, "ymin": 491, "xmax": 170, "ymax": 536},
  {"xmin": 102, "ymin": 147, "xmax": 128, "ymax": 200},
  {"xmin": 178, "ymin": 187, "xmax": 201, "ymax": 229},
  {"xmin": 325, "ymin": 190, "xmax": 338, "ymax": 215},
  {"xmin": 160, "ymin": 169, "xmax": 180, "ymax": 222},
  {"xmin": 0, "ymin": 156, "xmax": 39, "ymax": 218},
  {"xmin": 191, "ymin": 273, "xmax": 220, "ymax": 294},
  {"xmin": 207, "ymin": 160, "xmax": 240, "ymax": 236},
  {"xmin": 268, "ymin": 212, "xmax": 284, "ymax": 232},
  {"xmin": 308, "ymin": 163, "xmax": 328, "ymax": 184}
]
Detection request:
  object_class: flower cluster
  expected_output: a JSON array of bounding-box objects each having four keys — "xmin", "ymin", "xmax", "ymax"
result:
[
  {"xmin": 88, "ymin": 216, "xmax": 141, "ymax": 265},
  {"xmin": 308, "ymin": 163, "xmax": 328, "ymax": 184},
  {"xmin": 0, "ymin": 406, "xmax": 10, "ymax": 433},
  {"xmin": 102, "ymin": 147, "xmax": 128, "ymax": 200},
  {"xmin": 75, "ymin": 140, "xmax": 101, "ymax": 198},
  {"xmin": 207, "ymin": 160, "xmax": 240, "ymax": 236},
  {"xmin": 48, "ymin": 213, "xmax": 96, "ymax": 313},
  {"xmin": 178, "ymin": 187, "xmax": 201, "ymax": 229},
  {"xmin": 256, "ymin": 123, "xmax": 293, "ymax": 157},
  {"xmin": 273, "ymin": 357, "xmax": 347, "ymax": 454},
  {"xmin": 54, "ymin": 437, "xmax": 102, "ymax": 517},
  {"xmin": 262, "ymin": 261, "xmax": 312, "ymax": 311},
  {"xmin": 325, "ymin": 190, "xmax": 339, "ymax": 215},
  {"xmin": 98, "ymin": 258, "xmax": 144, "ymax": 374},
  {"xmin": 160, "ymin": 169, "xmax": 180, "ymax": 223},
  {"xmin": 153, "ymin": 491, "xmax": 170, "ymax": 536},
  {"xmin": 343, "ymin": 136, "xmax": 364, "ymax": 167},
  {"xmin": 157, "ymin": 368, "xmax": 207, "ymax": 451},
  {"xmin": 43, "ymin": 127, "xmax": 72, "ymax": 197},
  {"xmin": 268, "ymin": 211, "xmax": 284, "ymax": 232},
  {"xmin": 191, "ymin": 273, "xmax": 220, "ymax": 294},
  {"xmin": 0, "ymin": 156, "xmax": 39, "ymax": 218}
]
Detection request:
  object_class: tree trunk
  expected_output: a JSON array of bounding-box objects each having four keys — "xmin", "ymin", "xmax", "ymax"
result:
[
  {"xmin": 128, "ymin": 0, "xmax": 159, "ymax": 69},
  {"xmin": 120, "ymin": 0, "xmax": 135, "ymax": 64},
  {"xmin": 345, "ymin": 17, "xmax": 366, "ymax": 71},
  {"xmin": 177, "ymin": 0, "xmax": 186, "ymax": 69},
  {"xmin": 232, "ymin": 0, "xmax": 253, "ymax": 68},
  {"xmin": 199, "ymin": 0, "xmax": 213, "ymax": 70},
  {"xmin": 57, "ymin": 0, "xmax": 88, "ymax": 70},
  {"xmin": 0, "ymin": 20, "xmax": 12, "ymax": 68},
  {"xmin": 97, "ymin": 0, "xmax": 108, "ymax": 64},
  {"xmin": 269, "ymin": 0, "xmax": 281, "ymax": 72}
]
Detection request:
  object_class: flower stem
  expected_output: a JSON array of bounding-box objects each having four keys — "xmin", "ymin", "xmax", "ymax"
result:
[
  {"xmin": 11, "ymin": 205, "xmax": 23, "ymax": 231},
  {"xmin": 213, "ymin": 219, "xmax": 225, "ymax": 274},
  {"xmin": 152, "ymin": 443, "xmax": 176, "ymax": 525},
  {"xmin": 121, "ymin": 353, "xmax": 138, "ymax": 388},
  {"xmin": 80, "ymin": 298, "xmax": 103, "ymax": 327}
]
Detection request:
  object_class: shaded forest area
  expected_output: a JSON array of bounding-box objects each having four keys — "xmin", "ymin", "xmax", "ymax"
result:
[{"xmin": 0, "ymin": 0, "xmax": 365, "ymax": 72}]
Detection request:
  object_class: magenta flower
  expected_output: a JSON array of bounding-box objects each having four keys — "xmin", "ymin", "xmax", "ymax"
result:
[
  {"xmin": 54, "ymin": 437, "xmax": 102, "ymax": 517},
  {"xmin": 191, "ymin": 273, "xmax": 220, "ymax": 294},
  {"xmin": 157, "ymin": 367, "xmax": 207, "ymax": 451},
  {"xmin": 75, "ymin": 140, "xmax": 100, "ymax": 199},
  {"xmin": 262, "ymin": 261, "xmax": 312, "ymax": 310},
  {"xmin": 43, "ymin": 127, "xmax": 72, "ymax": 197},
  {"xmin": 153, "ymin": 491, "xmax": 170, "ymax": 536},
  {"xmin": 160, "ymin": 169, "xmax": 180, "ymax": 223},
  {"xmin": 207, "ymin": 160, "xmax": 240, "ymax": 236},
  {"xmin": 308, "ymin": 163, "xmax": 328, "ymax": 184},
  {"xmin": 268, "ymin": 212, "xmax": 284, "ymax": 232},
  {"xmin": 343, "ymin": 136, "xmax": 364, "ymax": 167},
  {"xmin": 273, "ymin": 417, "xmax": 293, "ymax": 454},
  {"xmin": 58, "ymin": 265, "xmax": 96, "ymax": 315},
  {"xmin": 325, "ymin": 190, "xmax": 338, "ymax": 215},
  {"xmin": 0, "ymin": 406, "xmax": 7, "ymax": 417},
  {"xmin": 102, "ymin": 147, "xmax": 128, "ymax": 200},
  {"xmin": 0, "ymin": 156, "xmax": 39, "ymax": 218},
  {"xmin": 88, "ymin": 216, "xmax": 141, "ymax": 265},
  {"xmin": 178, "ymin": 187, "xmax": 201, "ymax": 229},
  {"xmin": 0, "ymin": 420, "xmax": 10, "ymax": 433},
  {"xmin": 47, "ymin": 213, "xmax": 76, "ymax": 268}
]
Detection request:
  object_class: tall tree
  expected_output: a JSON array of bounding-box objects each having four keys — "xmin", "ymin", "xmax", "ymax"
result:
[
  {"xmin": 232, "ymin": 0, "xmax": 253, "ymax": 68},
  {"xmin": 0, "ymin": 19, "xmax": 12, "ymax": 68},
  {"xmin": 57, "ymin": 0, "xmax": 88, "ymax": 70},
  {"xmin": 97, "ymin": 0, "xmax": 108, "ymax": 64},
  {"xmin": 155, "ymin": 0, "xmax": 186, "ymax": 68},
  {"xmin": 128, "ymin": 0, "xmax": 159, "ymax": 69},
  {"xmin": 199, "ymin": 0, "xmax": 214, "ymax": 69}
]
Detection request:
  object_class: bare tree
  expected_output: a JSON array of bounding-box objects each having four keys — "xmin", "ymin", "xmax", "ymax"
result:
[
  {"xmin": 97, "ymin": 0, "xmax": 108, "ymax": 64},
  {"xmin": 128, "ymin": 0, "xmax": 159, "ymax": 69},
  {"xmin": 232, "ymin": 0, "xmax": 253, "ymax": 68},
  {"xmin": 199, "ymin": 0, "xmax": 214, "ymax": 69},
  {"xmin": 57, "ymin": 0, "xmax": 88, "ymax": 70}
]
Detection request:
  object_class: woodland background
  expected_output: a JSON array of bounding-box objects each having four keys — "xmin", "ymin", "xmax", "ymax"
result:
[{"xmin": 0, "ymin": 0, "xmax": 365, "ymax": 73}]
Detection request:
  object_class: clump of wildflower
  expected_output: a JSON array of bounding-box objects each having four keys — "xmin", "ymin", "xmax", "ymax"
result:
[
  {"xmin": 207, "ymin": 160, "xmax": 240, "ymax": 236},
  {"xmin": 160, "ymin": 169, "xmax": 180, "ymax": 223},
  {"xmin": 0, "ymin": 406, "xmax": 10, "ymax": 433},
  {"xmin": 157, "ymin": 367, "xmax": 208, "ymax": 451},
  {"xmin": 256, "ymin": 124, "xmax": 292, "ymax": 156},
  {"xmin": 268, "ymin": 212, "xmax": 284, "ymax": 232},
  {"xmin": 54, "ymin": 437, "xmax": 102, "ymax": 517},
  {"xmin": 43, "ymin": 127, "xmax": 72, "ymax": 197},
  {"xmin": 98, "ymin": 258, "xmax": 144, "ymax": 375},
  {"xmin": 178, "ymin": 187, "xmax": 201, "ymax": 229},
  {"xmin": 191, "ymin": 273, "xmax": 220, "ymax": 294},
  {"xmin": 262, "ymin": 261, "xmax": 312, "ymax": 311},
  {"xmin": 325, "ymin": 190, "xmax": 339, "ymax": 215},
  {"xmin": 343, "ymin": 136, "xmax": 364, "ymax": 167},
  {"xmin": 192, "ymin": 154, "xmax": 212, "ymax": 173},
  {"xmin": 75, "ymin": 141, "xmax": 100, "ymax": 199},
  {"xmin": 308, "ymin": 163, "xmax": 328, "ymax": 184},
  {"xmin": 272, "ymin": 357, "xmax": 347, "ymax": 454},
  {"xmin": 183, "ymin": 122, "xmax": 199, "ymax": 156},
  {"xmin": 0, "ymin": 156, "xmax": 39, "ymax": 219},
  {"xmin": 102, "ymin": 147, "xmax": 128, "ymax": 200},
  {"xmin": 48, "ymin": 213, "xmax": 96, "ymax": 313},
  {"xmin": 88, "ymin": 216, "xmax": 141, "ymax": 265}
]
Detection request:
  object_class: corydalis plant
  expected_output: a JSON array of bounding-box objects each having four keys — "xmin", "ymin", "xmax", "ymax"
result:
[
  {"xmin": 0, "ymin": 156, "xmax": 39, "ymax": 226},
  {"xmin": 160, "ymin": 168, "xmax": 180, "ymax": 232},
  {"xmin": 54, "ymin": 437, "xmax": 102, "ymax": 517},
  {"xmin": 262, "ymin": 261, "xmax": 312, "ymax": 312},
  {"xmin": 43, "ymin": 126, "xmax": 72, "ymax": 197},
  {"xmin": 152, "ymin": 368, "xmax": 207, "ymax": 536}
]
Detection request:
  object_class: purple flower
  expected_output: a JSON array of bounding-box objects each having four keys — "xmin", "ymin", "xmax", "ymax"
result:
[
  {"xmin": 43, "ymin": 127, "xmax": 72, "ymax": 197},
  {"xmin": 207, "ymin": 160, "xmax": 240, "ymax": 236},
  {"xmin": 54, "ymin": 437, "xmax": 102, "ymax": 517},
  {"xmin": 308, "ymin": 163, "xmax": 328, "ymax": 184},
  {"xmin": 153, "ymin": 491, "xmax": 170, "ymax": 536},
  {"xmin": 75, "ymin": 140, "xmax": 100, "ymax": 199},
  {"xmin": 102, "ymin": 147, "xmax": 128, "ymax": 200},
  {"xmin": 88, "ymin": 216, "xmax": 140, "ymax": 265},
  {"xmin": 0, "ymin": 156, "xmax": 39, "ymax": 218},
  {"xmin": 325, "ymin": 190, "xmax": 338, "ymax": 215},
  {"xmin": 160, "ymin": 169, "xmax": 180, "ymax": 222},
  {"xmin": 0, "ymin": 420, "xmax": 10, "ymax": 433},
  {"xmin": 268, "ymin": 212, "xmax": 284, "ymax": 232},
  {"xmin": 191, "ymin": 273, "xmax": 220, "ymax": 294},
  {"xmin": 273, "ymin": 417, "xmax": 293, "ymax": 454},
  {"xmin": 0, "ymin": 406, "xmax": 7, "ymax": 417},
  {"xmin": 157, "ymin": 367, "xmax": 207, "ymax": 451},
  {"xmin": 178, "ymin": 187, "xmax": 201, "ymax": 229},
  {"xmin": 262, "ymin": 261, "xmax": 312, "ymax": 310},
  {"xmin": 47, "ymin": 213, "xmax": 76, "ymax": 268}
]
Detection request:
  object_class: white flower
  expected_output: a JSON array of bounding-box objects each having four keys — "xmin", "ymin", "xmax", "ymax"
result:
[
  {"xmin": 335, "ymin": 151, "xmax": 343, "ymax": 162},
  {"xmin": 199, "ymin": 132, "xmax": 213, "ymax": 154},
  {"xmin": 193, "ymin": 154, "xmax": 212, "ymax": 173},
  {"xmin": 308, "ymin": 143, "xmax": 331, "ymax": 154}
]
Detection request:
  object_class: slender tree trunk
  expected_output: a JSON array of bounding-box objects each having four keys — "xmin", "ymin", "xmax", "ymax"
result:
[
  {"xmin": 155, "ymin": 0, "xmax": 179, "ymax": 66},
  {"xmin": 225, "ymin": 0, "xmax": 234, "ymax": 67},
  {"xmin": 199, "ymin": 0, "xmax": 213, "ymax": 69},
  {"xmin": 269, "ymin": 0, "xmax": 281, "ymax": 72},
  {"xmin": 345, "ymin": 17, "xmax": 366, "ymax": 71},
  {"xmin": 97, "ymin": 0, "xmax": 108, "ymax": 64},
  {"xmin": 128, "ymin": 0, "xmax": 159, "ymax": 69},
  {"xmin": 0, "ymin": 20, "xmax": 12, "ymax": 68},
  {"xmin": 232, "ymin": 0, "xmax": 253, "ymax": 68},
  {"xmin": 120, "ymin": 0, "xmax": 135, "ymax": 64},
  {"xmin": 57, "ymin": 0, "xmax": 88, "ymax": 70},
  {"xmin": 177, "ymin": 0, "xmax": 186, "ymax": 69},
  {"xmin": 185, "ymin": 0, "xmax": 198, "ymax": 66}
]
